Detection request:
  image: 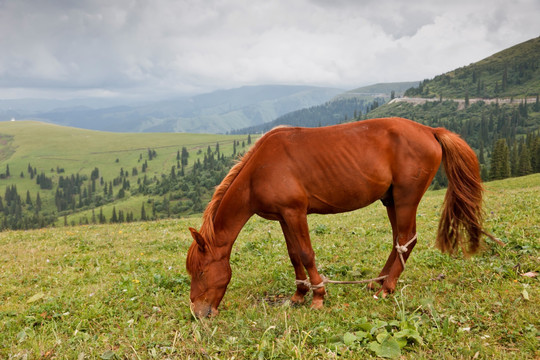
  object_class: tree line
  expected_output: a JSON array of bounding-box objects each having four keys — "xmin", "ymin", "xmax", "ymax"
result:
[
  {"xmin": 367, "ymin": 97, "xmax": 540, "ymax": 188},
  {"xmin": 0, "ymin": 139, "xmax": 249, "ymax": 230},
  {"xmin": 231, "ymin": 97, "xmax": 384, "ymax": 134}
]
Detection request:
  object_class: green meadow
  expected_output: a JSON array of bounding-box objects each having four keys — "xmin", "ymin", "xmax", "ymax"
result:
[
  {"xmin": 0, "ymin": 173, "xmax": 538, "ymax": 359},
  {"xmin": 0, "ymin": 121, "xmax": 252, "ymax": 226}
]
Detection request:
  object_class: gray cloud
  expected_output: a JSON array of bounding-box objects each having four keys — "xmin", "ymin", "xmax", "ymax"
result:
[{"xmin": 0, "ymin": 0, "xmax": 539, "ymax": 99}]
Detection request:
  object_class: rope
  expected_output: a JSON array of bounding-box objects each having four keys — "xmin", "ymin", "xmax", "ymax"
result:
[
  {"xmin": 295, "ymin": 233, "xmax": 418, "ymax": 291},
  {"xmin": 395, "ymin": 233, "xmax": 417, "ymax": 269}
]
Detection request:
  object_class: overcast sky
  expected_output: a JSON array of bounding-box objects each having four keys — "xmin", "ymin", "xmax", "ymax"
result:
[{"xmin": 0, "ymin": 0, "xmax": 539, "ymax": 100}]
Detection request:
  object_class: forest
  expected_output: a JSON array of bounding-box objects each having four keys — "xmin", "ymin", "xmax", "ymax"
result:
[
  {"xmin": 367, "ymin": 97, "xmax": 540, "ymax": 187},
  {"xmin": 0, "ymin": 139, "xmax": 248, "ymax": 231},
  {"xmin": 231, "ymin": 97, "xmax": 385, "ymax": 134}
]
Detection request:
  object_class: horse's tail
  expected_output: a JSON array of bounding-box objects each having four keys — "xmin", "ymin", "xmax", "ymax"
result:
[{"xmin": 432, "ymin": 128, "xmax": 495, "ymax": 255}]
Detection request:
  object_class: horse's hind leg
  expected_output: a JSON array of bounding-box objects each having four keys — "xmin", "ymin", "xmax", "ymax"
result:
[
  {"xmin": 280, "ymin": 220, "xmax": 310, "ymax": 304},
  {"xmin": 368, "ymin": 202, "xmax": 399, "ymax": 291},
  {"xmin": 377, "ymin": 198, "xmax": 419, "ymax": 298}
]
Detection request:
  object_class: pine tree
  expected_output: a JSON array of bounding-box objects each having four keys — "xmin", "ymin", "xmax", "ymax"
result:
[
  {"xmin": 141, "ymin": 203, "xmax": 147, "ymax": 221},
  {"xmin": 531, "ymin": 135, "xmax": 540, "ymax": 172},
  {"xmin": 478, "ymin": 141, "xmax": 485, "ymax": 164},
  {"xmin": 517, "ymin": 144, "xmax": 532, "ymax": 176},
  {"xmin": 111, "ymin": 207, "xmax": 118, "ymax": 223},
  {"xmin": 490, "ymin": 138, "xmax": 510, "ymax": 180},
  {"xmin": 99, "ymin": 208, "xmax": 106, "ymax": 224},
  {"xmin": 36, "ymin": 192, "xmax": 42, "ymax": 211},
  {"xmin": 502, "ymin": 65, "xmax": 508, "ymax": 91},
  {"xmin": 510, "ymin": 143, "xmax": 519, "ymax": 176},
  {"xmin": 181, "ymin": 147, "xmax": 189, "ymax": 166}
]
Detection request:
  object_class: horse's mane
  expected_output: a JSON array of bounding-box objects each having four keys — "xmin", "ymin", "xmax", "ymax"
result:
[{"xmin": 187, "ymin": 130, "xmax": 285, "ymax": 274}]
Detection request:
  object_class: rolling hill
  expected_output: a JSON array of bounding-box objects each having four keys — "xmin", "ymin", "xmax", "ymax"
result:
[
  {"xmin": 404, "ymin": 36, "xmax": 540, "ymax": 99},
  {"xmin": 364, "ymin": 37, "xmax": 540, "ymax": 187},
  {"xmin": 0, "ymin": 121, "xmax": 254, "ymax": 229}
]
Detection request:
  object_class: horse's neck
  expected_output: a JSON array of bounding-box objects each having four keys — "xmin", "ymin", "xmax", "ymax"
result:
[{"xmin": 211, "ymin": 183, "xmax": 252, "ymax": 255}]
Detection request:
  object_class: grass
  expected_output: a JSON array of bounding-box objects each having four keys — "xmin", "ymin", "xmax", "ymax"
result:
[
  {"xmin": 0, "ymin": 174, "xmax": 538, "ymax": 359},
  {"xmin": 0, "ymin": 120, "xmax": 254, "ymax": 224}
]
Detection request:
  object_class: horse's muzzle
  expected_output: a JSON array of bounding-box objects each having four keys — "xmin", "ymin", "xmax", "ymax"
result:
[{"xmin": 190, "ymin": 301, "xmax": 219, "ymax": 318}]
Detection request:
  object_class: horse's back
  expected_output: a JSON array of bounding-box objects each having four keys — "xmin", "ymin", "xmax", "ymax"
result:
[{"xmin": 247, "ymin": 118, "xmax": 442, "ymax": 215}]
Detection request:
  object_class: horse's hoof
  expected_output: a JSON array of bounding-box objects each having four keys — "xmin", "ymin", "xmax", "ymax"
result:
[
  {"xmin": 291, "ymin": 293, "xmax": 306, "ymax": 305},
  {"xmin": 374, "ymin": 288, "xmax": 390, "ymax": 299},
  {"xmin": 311, "ymin": 299, "xmax": 324, "ymax": 309},
  {"xmin": 367, "ymin": 282, "xmax": 379, "ymax": 291}
]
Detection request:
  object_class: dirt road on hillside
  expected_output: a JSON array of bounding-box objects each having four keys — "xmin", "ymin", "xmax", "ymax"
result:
[{"xmin": 389, "ymin": 96, "xmax": 537, "ymax": 110}]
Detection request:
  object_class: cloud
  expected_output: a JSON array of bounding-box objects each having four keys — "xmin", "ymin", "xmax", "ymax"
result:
[{"xmin": 0, "ymin": 0, "xmax": 539, "ymax": 99}]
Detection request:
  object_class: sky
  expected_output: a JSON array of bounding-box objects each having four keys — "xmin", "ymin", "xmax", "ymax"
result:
[{"xmin": 0, "ymin": 0, "xmax": 539, "ymax": 100}]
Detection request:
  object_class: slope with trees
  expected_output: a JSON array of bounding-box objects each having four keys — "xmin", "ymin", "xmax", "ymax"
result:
[
  {"xmin": 0, "ymin": 121, "xmax": 254, "ymax": 230},
  {"xmin": 404, "ymin": 37, "xmax": 539, "ymax": 99},
  {"xmin": 366, "ymin": 36, "xmax": 540, "ymax": 187}
]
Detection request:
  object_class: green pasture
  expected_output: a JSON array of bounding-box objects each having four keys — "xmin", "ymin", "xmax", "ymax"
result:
[
  {"xmin": 0, "ymin": 174, "xmax": 538, "ymax": 359},
  {"xmin": 0, "ymin": 121, "xmax": 244, "ymax": 174},
  {"xmin": 0, "ymin": 120, "xmax": 252, "ymax": 223}
]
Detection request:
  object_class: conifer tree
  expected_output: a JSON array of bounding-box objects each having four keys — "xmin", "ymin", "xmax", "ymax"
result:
[
  {"xmin": 517, "ymin": 145, "xmax": 532, "ymax": 176},
  {"xmin": 36, "ymin": 193, "xmax": 41, "ymax": 211},
  {"xmin": 111, "ymin": 207, "xmax": 118, "ymax": 223},
  {"xmin": 141, "ymin": 203, "xmax": 147, "ymax": 221},
  {"xmin": 490, "ymin": 138, "xmax": 510, "ymax": 180}
]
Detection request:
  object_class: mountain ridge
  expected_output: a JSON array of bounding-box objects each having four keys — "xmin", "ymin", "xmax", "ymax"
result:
[{"xmin": 1, "ymin": 85, "xmax": 344, "ymax": 134}]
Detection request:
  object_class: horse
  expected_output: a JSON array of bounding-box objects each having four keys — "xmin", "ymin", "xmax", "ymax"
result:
[{"xmin": 186, "ymin": 117, "xmax": 493, "ymax": 318}]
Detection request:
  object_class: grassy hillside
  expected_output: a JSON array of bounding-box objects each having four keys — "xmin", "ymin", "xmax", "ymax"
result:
[
  {"xmin": 341, "ymin": 82, "xmax": 420, "ymax": 98},
  {"xmin": 0, "ymin": 174, "xmax": 538, "ymax": 358},
  {"xmin": 363, "ymin": 37, "xmax": 540, "ymax": 186},
  {"xmin": 0, "ymin": 121, "xmax": 254, "ymax": 228},
  {"xmin": 404, "ymin": 37, "xmax": 540, "ymax": 99},
  {"xmin": 231, "ymin": 97, "xmax": 379, "ymax": 134}
]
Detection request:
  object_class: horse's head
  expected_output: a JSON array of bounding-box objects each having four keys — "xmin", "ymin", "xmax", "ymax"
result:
[{"xmin": 186, "ymin": 227, "xmax": 231, "ymax": 318}]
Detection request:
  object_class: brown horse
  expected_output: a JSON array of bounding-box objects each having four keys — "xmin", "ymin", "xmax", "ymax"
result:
[{"xmin": 186, "ymin": 117, "xmax": 492, "ymax": 318}]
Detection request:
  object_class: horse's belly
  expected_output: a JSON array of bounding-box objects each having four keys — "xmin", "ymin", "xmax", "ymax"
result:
[{"xmin": 306, "ymin": 183, "xmax": 389, "ymax": 215}]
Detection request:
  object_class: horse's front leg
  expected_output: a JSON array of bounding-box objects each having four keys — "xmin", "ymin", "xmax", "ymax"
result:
[
  {"xmin": 281, "ymin": 211, "xmax": 326, "ymax": 309},
  {"xmin": 280, "ymin": 221, "xmax": 310, "ymax": 304}
]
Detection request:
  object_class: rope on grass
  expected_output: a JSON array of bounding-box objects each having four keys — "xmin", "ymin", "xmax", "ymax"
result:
[{"xmin": 295, "ymin": 233, "xmax": 418, "ymax": 290}]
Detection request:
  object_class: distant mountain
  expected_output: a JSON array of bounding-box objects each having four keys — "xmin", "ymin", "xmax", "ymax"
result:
[
  {"xmin": 232, "ymin": 97, "xmax": 383, "ymax": 134},
  {"xmin": 404, "ymin": 36, "xmax": 540, "ymax": 99},
  {"xmin": 1, "ymin": 85, "xmax": 343, "ymax": 134},
  {"xmin": 231, "ymin": 81, "xmax": 417, "ymax": 134}
]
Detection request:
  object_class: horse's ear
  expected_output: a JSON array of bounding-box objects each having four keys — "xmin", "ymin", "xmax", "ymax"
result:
[{"xmin": 189, "ymin": 227, "xmax": 206, "ymax": 252}]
